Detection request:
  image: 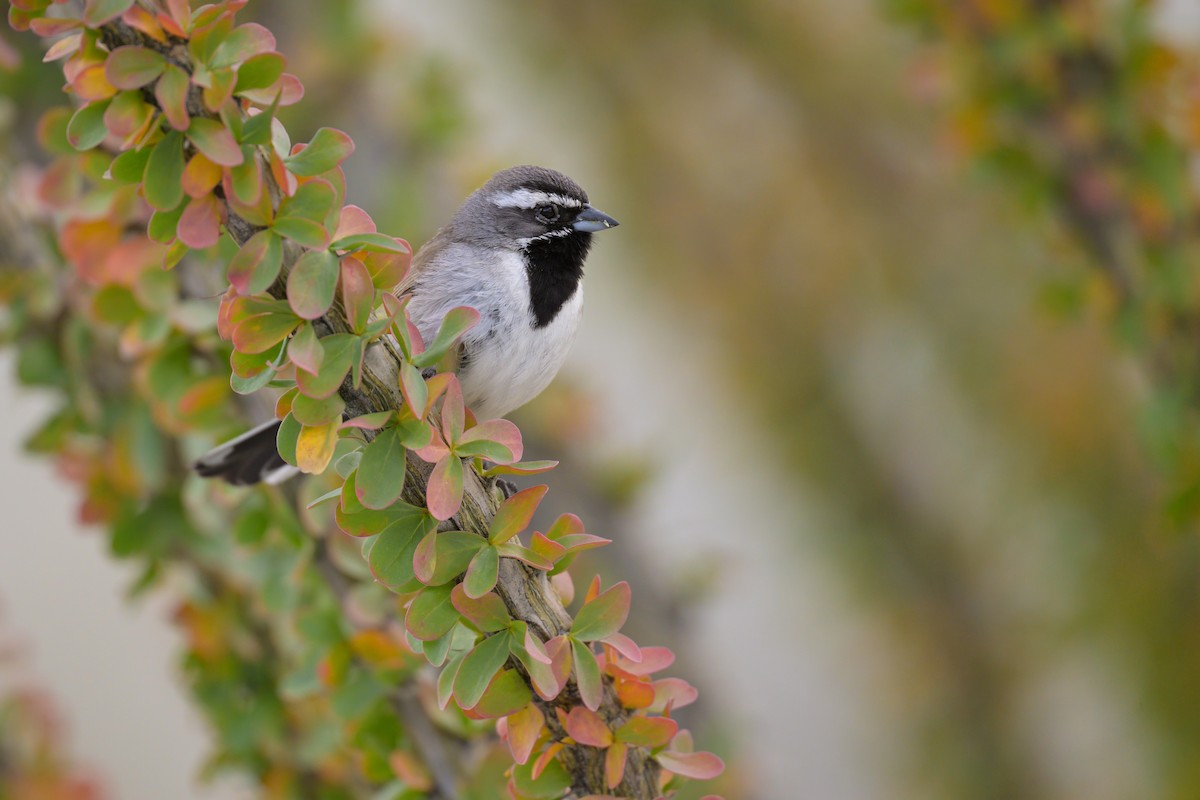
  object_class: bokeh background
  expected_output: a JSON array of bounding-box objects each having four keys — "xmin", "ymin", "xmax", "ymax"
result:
[{"xmin": 5, "ymin": 1, "xmax": 1200, "ymax": 798}]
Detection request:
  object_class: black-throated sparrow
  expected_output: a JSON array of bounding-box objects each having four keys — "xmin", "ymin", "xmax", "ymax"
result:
[{"xmin": 195, "ymin": 165, "xmax": 618, "ymax": 485}]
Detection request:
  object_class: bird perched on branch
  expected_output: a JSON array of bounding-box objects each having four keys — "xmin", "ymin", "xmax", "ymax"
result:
[{"xmin": 195, "ymin": 165, "xmax": 619, "ymax": 485}]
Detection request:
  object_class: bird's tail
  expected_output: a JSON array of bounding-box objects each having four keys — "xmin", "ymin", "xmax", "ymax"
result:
[{"xmin": 193, "ymin": 419, "xmax": 297, "ymax": 486}]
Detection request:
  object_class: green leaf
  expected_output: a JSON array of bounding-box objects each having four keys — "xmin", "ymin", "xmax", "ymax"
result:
[
  {"xmin": 83, "ymin": 0, "xmax": 134, "ymax": 26},
  {"xmin": 109, "ymin": 146, "xmax": 152, "ymax": 184},
  {"xmin": 366, "ymin": 509, "xmax": 433, "ymax": 591},
  {"xmin": 230, "ymin": 364, "xmax": 276, "ymax": 395},
  {"xmin": 291, "ymin": 391, "xmax": 345, "ymax": 426},
  {"xmin": 295, "ymin": 332, "xmax": 357, "ymax": 398},
  {"xmin": 419, "ymin": 530, "xmax": 484, "ymax": 586},
  {"xmin": 232, "ymin": 310, "xmax": 300, "ymax": 354},
  {"xmin": 511, "ymin": 755, "xmax": 572, "ymax": 798},
  {"xmin": 405, "ymin": 584, "xmax": 459, "ymax": 641},
  {"xmin": 570, "ymin": 581, "xmax": 631, "ymax": 642},
  {"xmin": 450, "ymin": 585, "xmax": 510, "ymax": 633},
  {"xmin": 148, "ymin": 204, "xmax": 185, "ymax": 244},
  {"xmin": 355, "ymin": 427, "xmax": 406, "ymax": 510},
  {"xmin": 489, "ymin": 485, "xmax": 547, "ymax": 545},
  {"xmin": 104, "ymin": 46, "xmax": 165, "ymax": 89},
  {"xmin": 455, "ymin": 418, "xmax": 523, "ymax": 463},
  {"xmin": 229, "ymin": 149, "xmax": 264, "ymax": 204},
  {"xmin": 227, "ymin": 229, "xmax": 282, "ymax": 295},
  {"xmin": 453, "ymin": 632, "xmax": 511, "ymax": 708},
  {"xmin": 155, "ymin": 63, "xmax": 190, "ymax": 131},
  {"xmin": 615, "ymin": 716, "xmax": 678, "ymax": 749},
  {"xmin": 571, "ymin": 638, "xmax": 603, "ymax": 712},
  {"xmin": 340, "ymin": 256, "xmax": 374, "ymax": 334},
  {"xmin": 397, "ymin": 361, "xmax": 428, "ymax": 419},
  {"xmin": 471, "ymin": 669, "xmax": 532, "ymax": 719},
  {"xmin": 413, "ymin": 306, "xmax": 480, "ymax": 369},
  {"xmin": 273, "ymin": 179, "xmax": 336, "ymax": 248},
  {"xmin": 284, "ymin": 127, "xmax": 355, "ymax": 176},
  {"xmin": 234, "ymin": 52, "xmax": 285, "ymax": 93},
  {"xmin": 276, "ymin": 413, "xmax": 301, "ymax": 467},
  {"xmin": 67, "ymin": 101, "xmax": 110, "ymax": 151},
  {"xmin": 144, "ymin": 130, "xmax": 185, "ymax": 211},
  {"xmin": 331, "ymin": 232, "xmax": 412, "ymax": 254},
  {"xmin": 437, "ymin": 651, "xmax": 466, "ymax": 710},
  {"xmin": 463, "ymin": 544, "xmax": 500, "ymax": 599},
  {"xmin": 187, "ymin": 117, "xmax": 243, "ymax": 167},
  {"xmin": 286, "ymin": 249, "xmax": 338, "ymax": 320}
]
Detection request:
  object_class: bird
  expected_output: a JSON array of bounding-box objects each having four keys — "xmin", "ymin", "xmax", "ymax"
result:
[{"xmin": 194, "ymin": 165, "xmax": 619, "ymax": 485}]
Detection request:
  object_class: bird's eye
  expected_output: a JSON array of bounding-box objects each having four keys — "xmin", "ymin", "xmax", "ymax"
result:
[{"xmin": 535, "ymin": 204, "xmax": 560, "ymax": 224}]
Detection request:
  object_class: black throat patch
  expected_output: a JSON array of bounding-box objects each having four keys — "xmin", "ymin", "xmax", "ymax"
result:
[{"xmin": 524, "ymin": 231, "xmax": 591, "ymax": 328}]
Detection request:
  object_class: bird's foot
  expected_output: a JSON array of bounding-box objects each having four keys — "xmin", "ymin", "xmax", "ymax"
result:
[{"xmin": 491, "ymin": 477, "xmax": 520, "ymax": 500}]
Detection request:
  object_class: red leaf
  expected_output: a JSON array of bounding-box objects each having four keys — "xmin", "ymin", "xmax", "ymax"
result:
[
  {"xmin": 615, "ymin": 646, "xmax": 675, "ymax": 677},
  {"xmin": 333, "ymin": 204, "xmax": 376, "ymax": 239},
  {"xmin": 655, "ymin": 750, "xmax": 725, "ymax": 781},
  {"xmin": 565, "ymin": 707, "xmax": 612, "ymax": 747},
  {"xmin": 601, "ymin": 632, "xmax": 642, "ymax": 663}
]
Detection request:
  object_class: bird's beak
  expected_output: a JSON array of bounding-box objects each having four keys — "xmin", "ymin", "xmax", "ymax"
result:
[{"xmin": 572, "ymin": 205, "xmax": 620, "ymax": 233}]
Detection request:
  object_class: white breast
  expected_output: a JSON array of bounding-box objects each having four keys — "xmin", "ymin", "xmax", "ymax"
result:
[{"xmin": 406, "ymin": 246, "xmax": 583, "ymax": 420}]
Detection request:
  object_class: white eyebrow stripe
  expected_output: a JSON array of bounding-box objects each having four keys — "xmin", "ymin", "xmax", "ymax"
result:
[{"xmin": 492, "ymin": 188, "xmax": 583, "ymax": 209}]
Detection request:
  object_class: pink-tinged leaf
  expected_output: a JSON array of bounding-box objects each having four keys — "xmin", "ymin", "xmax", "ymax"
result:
[
  {"xmin": 463, "ymin": 543, "xmax": 499, "ymax": 599},
  {"xmin": 120, "ymin": 5, "xmax": 167, "ymax": 43},
  {"xmin": 71, "ymin": 63, "xmax": 116, "ymax": 101},
  {"xmin": 176, "ymin": 193, "xmax": 221, "ymax": 249},
  {"xmin": 530, "ymin": 533, "xmax": 567, "ymax": 564},
  {"xmin": 649, "ymin": 678, "xmax": 698, "ymax": 713},
  {"xmin": 44, "ymin": 33, "xmax": 84, "ymax": 62},
  {"xmin": 355, "ymin": 426, "xmax": 406, "ymax": 510},
  {"xmin": 285, "ymin": 127, "xmax": 355, "ymax": 177},
  {"xmin": 286, "ymin": 249, "xmax": 338, "ymax": 320},
  {"xmin": 565, "ymin": 707, "xmax": 612, "ymax": 747},
  {"xmin": 181, "ymin": 152, "xmax": 222, "ymax": 198},
  {"xmin": 605, "ymin": 743, "xmax": 628, "ymax": 789},
  {"xmin": 187, "ymin": 117, "xmax": 243, "ymax": 167},
  {"xmin": 227, "ymin": 229, "xmax": 282, "ymax": 295},
  {"xmin": 454, "ymin": 632, "xmax": 511, "ymax": 709},
  {"xmin": 506, "ymin": 703, "xmax": 544, "ymax": 765},
  {"xmin": 531, "ymin": 742, "xmax": 565, "ymax": 782},
  {"xmin": 522, "ymin": 626, "xmax": 551, "ymax": 665},
  {"xmin": 340, "ymin": 255, "xmax": 374, "ymax": 334},
  {"xmin": 440, "ymin": 376, "xmax": 465, "ymax": 445},
  {"xmin": 615, "ymin": 716, "xmax": 677, "ymax": 749},
  {"xmin": 32, "ymin": 17, "xmax": 82, "ymax": 37},
  {"xmin": 104, "ymin": 45, "xmax": 165, "ymax": 89},
  {"xmin": 286, "ymin": 321, "xmax": 323, "ymax": 374},
  {"xmin": 617, "ymin": 646, "xmax": 675, "ymax": 677},
  {"xmin": 426, "ymin": 455, "xmax": 463, "ymax": 521},
  {"xmin": 411, "ymin": 529, "xmax": 437, "ymax": 584},
  {"xmin": 295, "ymin": 420, "xmax": 338, "ymax": 474},
  {"xmin": 202, "ymin": 67, "xmax": 236, "ymax": 112},
  {"xmin": 530, "ymin": 635, "xmax": 571, "ymax": 701},
  {"xmin": 239, "ymin": 72, "xmax": 305, "ymax": 106},
  {"xmin": 601, "ymin": 633, "xmax": 642, "ymax": 663},
  {"xmin": 83, "ymin": 0, "xmax": 134, "ymax": 26},
  {"xmin": 552, "ymin": 572, "xmax": 575, "ymax": 606},
  {"xmin": 333, "ymin": 204, "xmax": 375, "ymax": 239},
  {"xmin": 398, "ymin": 361, "xmax": 428, "ymax": 420},
  {"xmin": 495, "ymin": 543, "xmax": 554, "ymax": 571},
  {"xmin": 571, "ymin": 639, "xmax": 603, "ymax": 712},
  {"xmin": 341, "ymin": 411, "xmax": 393, "ymax": 431},
  {"xmin": 404, "ymin": 584, "xmax": 458, "ymax": 642},
  {"xmin": 488, "ymin": 485, "xmax": 547, "ymax": 545},
  {"xmin": 571, "ymin": 581, "xmax": 631, "ymax": 642},
  {"xmin": 655, "ymin": 751, "xmax": 725, "ymax": 781},
  {"xmin": 457, "ymin": 418, "xmax": 523, "ymax": 464},
  {"xmin": 470, "ymin": 669, "xmax": 531, "ymax": 719},
  {"xmin": 451, "ymin": 586, "xmax": 510, "ymax": 632},
  {"xmin": 155, "ymin": 63, "xmax": 190, "ymax": 130},
  {"xmin": 363, "ymin": 247, "xmax": 412, "ymax": 291},
  {"xmin": 547, "ymin": 513, "xmax": 586, "ymax": 541},
  {"xmin": 557, "ymin": 533, "xmax": 613, "ymax": 554},
  {"xmin": 211, "ymin": 22, "xmax": 275, "ymax": 68},
  {"xmin": 232, "ymin": 311, "xmax": 298, "ymax": 354},
  {"xmin": 164, "ymin": 0, "xmax": 190, "ymax": 30},
  {"xmin": 415, "ymin": 306, "xmax": 481, "ymax": 370},
  {"xmin": 102, "ymin": 90, "xmax": 152, "ymax": 140},
  {"xmin": 483, "ymin": 460, "xmax": 559, "ymax": 477},
  {"xmin": 411, "ymin": 427, "xmax": 449, "ymax": 463}
]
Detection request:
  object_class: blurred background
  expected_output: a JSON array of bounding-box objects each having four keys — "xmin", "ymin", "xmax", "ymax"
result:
[{"xmin": 6, "ymin": 0, "xmax": 1200, "ymax": 798}]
